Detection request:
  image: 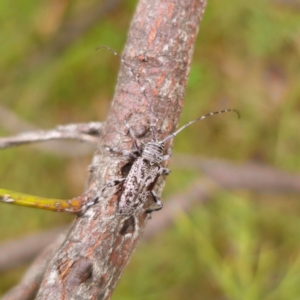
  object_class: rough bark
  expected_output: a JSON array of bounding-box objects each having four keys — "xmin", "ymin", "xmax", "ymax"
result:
[{"xmin": 36, "ymin": 0, "xmax": 207, "ymax": 299}]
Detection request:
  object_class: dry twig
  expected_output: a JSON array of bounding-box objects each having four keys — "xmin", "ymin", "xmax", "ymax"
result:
[{"xmin": 0, "ymin": 122, "xmax": 101, "ymax": 149}]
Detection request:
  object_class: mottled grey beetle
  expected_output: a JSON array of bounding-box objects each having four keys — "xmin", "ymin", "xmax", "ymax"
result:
[{"xmin": 92, "ymin": 47, "xmax": 239, "ymax": 215}]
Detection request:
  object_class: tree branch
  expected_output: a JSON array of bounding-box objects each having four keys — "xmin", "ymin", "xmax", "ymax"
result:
[
  {"xmin": 0, "ymin": 122, "xmax": 101, "ymax": 149},
  {"xmin": 0, "ymin": 105, "xmax": 99, "ymax": 156},
  {"xmin": 33, "ymin": 0, "xmax": 207, "ymax": 299}
]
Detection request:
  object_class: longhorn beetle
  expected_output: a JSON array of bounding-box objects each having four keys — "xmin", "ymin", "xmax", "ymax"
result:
[
  {"xmin": 0, "ymin": 47, "xmax": 239, "ymax": 215},
  {"xmin": 89, "ymin": 46, "xmax": 240, "ymax": 216}
]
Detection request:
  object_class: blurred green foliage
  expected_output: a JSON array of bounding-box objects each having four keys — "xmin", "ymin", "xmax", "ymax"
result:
[{"xmin": 0, "ymin": 0, "xmax": 300, "ymax": 299}]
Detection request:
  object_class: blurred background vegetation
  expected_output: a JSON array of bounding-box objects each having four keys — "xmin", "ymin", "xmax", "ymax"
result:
[{"xmin": 1, "ymin": 0, "xmax": 300, "ymax": 299}]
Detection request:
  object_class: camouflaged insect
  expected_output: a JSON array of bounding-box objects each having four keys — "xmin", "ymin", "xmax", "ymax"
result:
[
  {"xmin": 0, "ymin": 47, "xmax": 239, "ymax": 216},
  {"xmin": 93, "ymin": 47, "xmax": 239, "ymax": 216},
  {"xmin": 106, "ymin": 127, "xmax": 170, "ymax": 215}
]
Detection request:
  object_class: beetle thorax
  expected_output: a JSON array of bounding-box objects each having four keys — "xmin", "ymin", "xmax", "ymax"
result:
[{"xmin": 142, "ymin": 141, "xmax": 164, "ymax": 164}]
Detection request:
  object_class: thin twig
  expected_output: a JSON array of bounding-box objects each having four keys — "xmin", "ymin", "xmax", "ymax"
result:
[
  {"xmin": 172, "ymin": 154, "xmax": 300, "ymax": 193},
  {"xmin": 0, "ymin": 122, "xmax": 102, "ymax": 149}
]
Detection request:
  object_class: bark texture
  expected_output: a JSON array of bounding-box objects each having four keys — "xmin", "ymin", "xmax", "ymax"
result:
[{"xmin": 36, "ymin": 0, "xmax": 207, "ymax": 299}]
